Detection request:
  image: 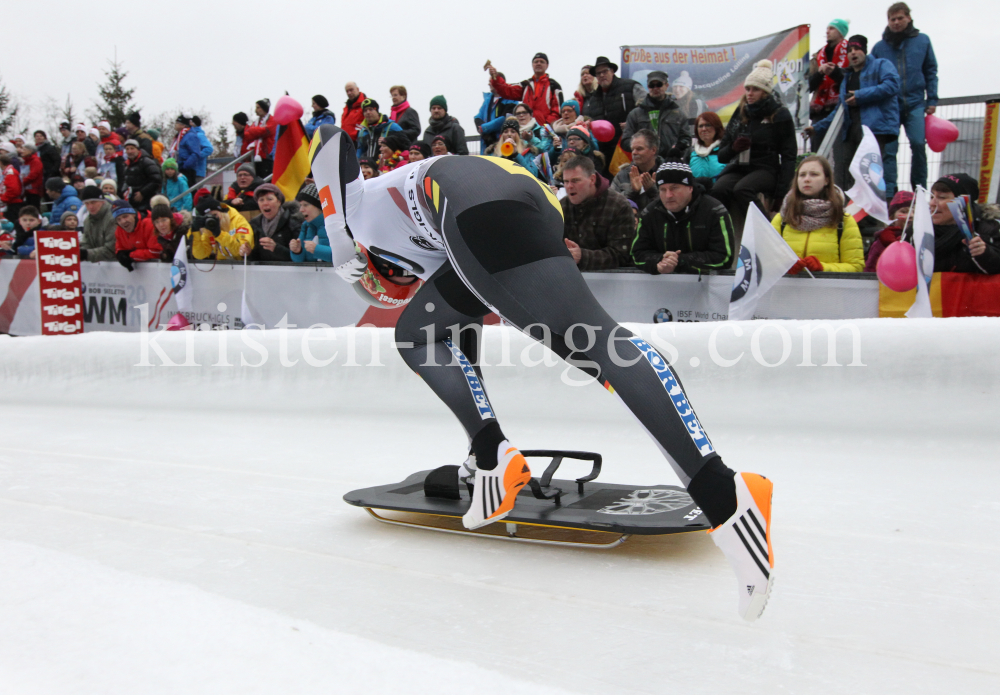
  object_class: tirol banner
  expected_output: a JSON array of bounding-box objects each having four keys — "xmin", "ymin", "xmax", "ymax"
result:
[{"xmin": 620, "ymin": 25, "xmax": 810, "ymax": 127}]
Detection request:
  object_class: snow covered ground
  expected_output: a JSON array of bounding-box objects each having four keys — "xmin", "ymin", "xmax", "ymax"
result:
[{"xmin": 1, "ymin": 319, "xmax": 998, "ymax": 694}]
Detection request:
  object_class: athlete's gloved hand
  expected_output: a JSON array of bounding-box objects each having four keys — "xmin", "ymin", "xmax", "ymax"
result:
[
  {"xmin": 335, "ymin": 249, "xmax": 368, "ymax": 283},
  {"xmin": 787, "ymin": 259, "xmax": 806, "ymax": 275},
  {"xmin": 732, "ymin": 136, "xmax": 752, "ymax": 153},
  {"xmin": 803, "ymin": 256, "xmax": 823, "ymax": 272}
]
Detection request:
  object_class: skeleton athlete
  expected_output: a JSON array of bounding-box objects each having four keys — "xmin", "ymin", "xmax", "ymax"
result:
[{"xmin": 309, "ymin": 124, "xmax": 775, "ymax": 620}]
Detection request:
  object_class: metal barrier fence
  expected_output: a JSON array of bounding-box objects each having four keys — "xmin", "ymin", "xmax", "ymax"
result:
[{"xmin": 893, "ymin": 94, "xmax": 999, "ymax": 193}]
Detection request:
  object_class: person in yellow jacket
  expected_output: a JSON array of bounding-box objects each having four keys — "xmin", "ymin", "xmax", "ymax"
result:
[
  {"xmin": 770, "ymin": 154, "xmax": 864, "ymax": 274},
  {"xmin": 189, "ymin": 196, "xmax": 254, "ymax": 260}
]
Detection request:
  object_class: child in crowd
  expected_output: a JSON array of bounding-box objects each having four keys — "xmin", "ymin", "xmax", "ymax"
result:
[
  {"xmin": 1, "ymin": 206, "xmax": 44, "ymax": 258},
  {"xmin": 359, "ymin": 158, "xmax": 379, "ymax": 179},
  {"xmin": 289, "ymin": 183, "xmax": 332, "ymax": 263},
  {"xmin": 101, "ymin": 178, "xmax": 119, "ymax": 201},
  {"xmin": 59, "ymin": 211, "xmax": 80, "ymax": 232},
  {"xmin": 865, "ymin": 191, "xmax": 913, "ymax": 271}
]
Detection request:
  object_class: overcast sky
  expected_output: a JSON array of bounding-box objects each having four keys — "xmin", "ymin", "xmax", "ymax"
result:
[{"xmin": 3, "ymin": 0, "xmax": 995, "ymax": 141}]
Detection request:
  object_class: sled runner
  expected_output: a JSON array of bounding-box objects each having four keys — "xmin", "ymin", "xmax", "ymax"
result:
[{"xmin": 343, "ymin": 450, "xmax": 712, "ymax": 549}]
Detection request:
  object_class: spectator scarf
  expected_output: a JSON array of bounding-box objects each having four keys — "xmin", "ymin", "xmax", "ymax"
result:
[
  {"xmin": 379, "ymin": 149, "xmax": 409, "ymax": 172},
  {"xmin": 169, "ymin": 128, "xmax": 190, "ymax": 158},
  {"xmin": 780, "ymin": 195, "xmax": 836, "ymax": 232},
  {"xmin": 810, "ymin": 40, "xmax": 849, "ymax": 111},
  {"xmin": 389, "ymin": 100, "xmax": 410, "ymax": 123},
  {"xmin": 693, "ymin": 139, "xmax": 721, "ymax": 158}
]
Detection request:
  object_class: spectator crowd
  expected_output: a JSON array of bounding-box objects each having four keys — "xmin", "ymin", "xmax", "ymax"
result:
[{"xmin": 2, "ymin": 2, "xmax": 998, "ymax": 279}]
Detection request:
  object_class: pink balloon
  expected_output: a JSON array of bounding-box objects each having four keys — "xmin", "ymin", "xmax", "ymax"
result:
[
  {"xmin": 876, "ymin": 240, "xmax": 918, "ymax": 292},
  {"xmin": 273, "ymin": 96, "xmax": 304, "ymax": 126},
  {"xmin": 925, "ymin": 114, "xmax": 959, "ymax": 153},
  {"xmin": 590, "ymin": 120, "xmax": 615, "ymax": 143},
  {"xmin": 165, "ymin": 313, "xmax": 192, "ymax": 331}
]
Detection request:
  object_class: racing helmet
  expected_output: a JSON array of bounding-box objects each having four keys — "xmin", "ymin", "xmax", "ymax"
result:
[{"xmin": 354, "ymin": 243, "xmax": 424, "ymax": 309}]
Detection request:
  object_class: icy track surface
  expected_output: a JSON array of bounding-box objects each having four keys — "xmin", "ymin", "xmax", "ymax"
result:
[{"xmin": 1, "ymin": 319, "xmax": 998, "ymax": 694}]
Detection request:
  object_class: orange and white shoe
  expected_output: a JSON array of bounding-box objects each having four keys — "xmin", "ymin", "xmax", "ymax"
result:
[
  {"xmin": 708, "ymin": 472, "xmax": 774, "ymax": 622},
  {"xmin": 462, "ymin": 442, "xmax": 532, "ymax": 530}
]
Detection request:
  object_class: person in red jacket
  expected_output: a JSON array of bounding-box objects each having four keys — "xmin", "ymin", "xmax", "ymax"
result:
[
  {"xmin": 341, "ymin": 82, "xmax": 366, "ymax": 143},
  {"xmin": 488, "ymin": 52, "xmax": 563, "ymax": 126},
  {"xmin": 243, "ymin": 98, "xmax": 277, "ymax": 179},
  {"xmin": 112, "ymin": 199, "xmax": 162, "ymax": 271},
  {"xmin": 1, "ymin": 143, "xmax": 24, "ymax": 231},
  {"xmin": 97, "ymin": 120, "xmax": 122, "ymax": 148},
  {"xmin": 17, "ymin": 143, "xmax": 45, "ymax": 210}
]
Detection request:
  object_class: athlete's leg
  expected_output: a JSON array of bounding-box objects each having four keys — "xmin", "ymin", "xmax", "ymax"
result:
[
  {"xmin": 425, "ymin": 157, "xmax": 737, "ymax": 526},
  {"xmin": 395, "ymin": 263, "xmax": 509, "ymax": 469}
]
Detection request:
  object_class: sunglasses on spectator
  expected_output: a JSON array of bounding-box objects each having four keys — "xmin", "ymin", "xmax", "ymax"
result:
[
  {"xmin": 647, "ymin": 81, "xmax": 665, "ymax": 88},
  {"xmin": 515, "ymin": 110, "xmax": 530, "ymax": 116}
]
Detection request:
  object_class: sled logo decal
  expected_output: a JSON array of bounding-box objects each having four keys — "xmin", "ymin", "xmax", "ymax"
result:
[
  {"xmin": 597, "ymin": 489, "xmax": 694, "ymax": 516},
  {"xmin": 628, "ymin": 337, "xmax": 715, "ymax": 455}
]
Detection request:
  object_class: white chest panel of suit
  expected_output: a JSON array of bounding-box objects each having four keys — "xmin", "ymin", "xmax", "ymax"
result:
[{"xmin": 348, "ymin": 159, "xmax": 448, "ymax": 281}]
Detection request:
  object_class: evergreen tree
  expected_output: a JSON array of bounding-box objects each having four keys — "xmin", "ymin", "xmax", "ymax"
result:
[
  {"xmin": 60, "ymin": 94, "xmax": 76, "ymax": 129},
  {"xmin": 92, "ymin": 54, "xmax": 136, "ymax": 129},
  {"xmin": 0, "ymin": 76, "xmax": 17, "ymax": 138},
  {"xmin": 212, "ymin": 124, "xmax": 233, "ymax": 157}
]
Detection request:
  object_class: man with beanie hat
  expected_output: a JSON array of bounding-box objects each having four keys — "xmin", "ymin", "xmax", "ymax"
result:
[
  {"xmin": 421, "ymin": 96, "xmax": 469, "ymax": 155},
  {"xmin": 122, "ymin": 139, "xmax": 163, "ymax": 213},
  {"xmin": 928, "ymin": 173, "xmax": 1000, "ymax": 274},
  {"xmin": 289, "ymin": 182, "xmax": 331, "ymax": 263},
  {"xmin": 79, "ymin": 185, "xmax": 117, "ymax": 262},
  {"xmin": 244, "ymin": 99, "xmax": 277, "ymax": 178},
  {"xmin": 487, "ymin": 52, "xmax": 563, "ymax": 126},
  {"xmin": 232, "ymin": 112, "xmax": 251, "ymax": 157},
  {"xmin": 631, "ymin": 159, "xmax": 735, "ymax": 273},
  {"xmin": 356, "ymin": 98, "xmax": 404, "ymax": 161},
  {"xmin": 248, "ymin": 182, "xmax": 299, "ymax": 262},
  {"xmin": 621, "ymin": 70, "xmax": 691, "ymax": 159},
  {"xmin": 161, "ymin": 158, "xmax": 192, "ymax": 212},
  {"xmin": 112, "ymin": 198, "xmax": 161, "ymax": 271},
  {"xmin": 226, "ymin": 163, "xmax": 264, "ymax": 213},
  {"xmin": 808, "ymin": 20, "xmax": 851, "ymax": 151},
  {"xmin": 123, "ymin": 111, "xmax": 155, "ymax": 157},
  {"xmin": 305, "ymin": 94, "xmax": 337, "ymax": 140},
  {"xmin": 342, "ymin": 82, "xmax": 366, "ymax": 143},
  {"xmin": 45, "ymin": 176, "xmax": 82, "ymax": 224},
  {"xmin": 808, "ymin": 35, "xmax": 900, "ymax": 193},
  {"xmin": 873, "ymin": 3, "xmax": 939, "ymax": 192}
]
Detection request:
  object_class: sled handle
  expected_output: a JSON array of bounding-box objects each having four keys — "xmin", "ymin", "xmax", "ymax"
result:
[{"xmin": 520, "ymin": 450, "xmax": 603, "ymax": 495}]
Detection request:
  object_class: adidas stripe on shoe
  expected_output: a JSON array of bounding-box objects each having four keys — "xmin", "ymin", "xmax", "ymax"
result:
[
  {"xmin": 461, "ymin": 442, "xmax": 531, "ymax": 530},
  {"xmin": 708, "ymin": 472, "xmax": 774, "ymax": 622}
]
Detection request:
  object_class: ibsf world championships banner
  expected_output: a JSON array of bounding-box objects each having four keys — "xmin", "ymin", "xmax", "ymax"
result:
[{"xmin": 621, "ymin": 25, "xmax": 810, "ymax": 127}]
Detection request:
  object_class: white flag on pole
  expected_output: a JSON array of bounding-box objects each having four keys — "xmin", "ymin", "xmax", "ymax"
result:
[
  {"xmin": 164, "ymin": 235, "xmax": 195, "ymax": 330},
  {"xmin": 729, "ymin": 204, "xmax": 800, "ymax": 320},
  {"xmin": 845, "ymin": 125, "xmax": 891, "ymax": 224},
  {"xmin": 241, "ymin": 254, "xmax": 261, "ymax": 329},
  {"xmin": 906, "ymin": 186, "xmax": 935, "ymax": 318}
]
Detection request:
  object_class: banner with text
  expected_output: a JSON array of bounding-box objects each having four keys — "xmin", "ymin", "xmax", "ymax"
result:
[
  {"xmin": 621, "ymin": 25, "xmax": 810, "ymax": 126},
  {"xmin": 35, "ymin": 230, "xmax": 84, "ymax": 335},
  {"xmin": 980, "ymin": 100, "xmax": 999, "ymax": 204}
]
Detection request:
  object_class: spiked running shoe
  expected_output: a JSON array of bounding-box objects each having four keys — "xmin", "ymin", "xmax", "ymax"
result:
[
  {"xmin": 709, "ymin": 472, "xmax": 774, "ymax": 622},
  {"xmin": 461, "ymin": 442, "xmax": 532, "ymax": 530}
]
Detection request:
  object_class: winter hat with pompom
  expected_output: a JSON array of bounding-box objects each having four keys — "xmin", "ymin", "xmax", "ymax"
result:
[{"xmin": 744, "ymin": 59, "xmax": 775, "ymax": 94}]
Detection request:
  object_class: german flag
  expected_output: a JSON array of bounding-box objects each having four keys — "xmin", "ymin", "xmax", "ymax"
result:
[
  {"xmin": 879, "ymin": 272, "xmax": 1000, "ymax": 317},
  {"xmin": 273, "ymin": 116, "xmax": 311, "ymax": 202}
]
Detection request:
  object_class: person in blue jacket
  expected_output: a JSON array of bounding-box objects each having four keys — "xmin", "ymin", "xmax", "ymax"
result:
[
  {"xmin": 304, "ymin": 95, "xmax": 337, "ymax": 140},
  {"xmin": 45, "ymin": 178, "xmax": 82, "ymax": 225},
  {"xmin": 178, "ymin": 115, "xmax": 214, "ymax": 187},
  {"xmin": 807, "ymin": 35, "xmax": 900, "ymax": 194},
  {"xmin": 474, "ymin": 76, "xmax": 519, "ymax": 153},
  {"xmin": 871, "ymin": 2, "xmax": 938, "ymax": 193},
  {"xmin": 289, "ymin": 183, "xmax": 331, "ymax": 263}
]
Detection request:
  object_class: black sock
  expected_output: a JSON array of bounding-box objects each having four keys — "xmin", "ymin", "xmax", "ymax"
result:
[
  {"xmin": 470, "ymin": 421, "xmax": 505, "ymax": 471},
  {"xmin": 687, "ymin": 457, "xmax": 737, "ymax": 527}
]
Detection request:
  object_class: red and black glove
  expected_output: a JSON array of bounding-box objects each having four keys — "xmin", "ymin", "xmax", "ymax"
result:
[
  {"xmin": 787, "ymin": 259, "xmax": 806, "ymax": 275},
  {"xmin": 732, "ymin": 136, "xmax": 752, "ymax": 153},
  {"xmin": 803, "ymin": 256, "xmax": 824, "ymax": 272}
]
